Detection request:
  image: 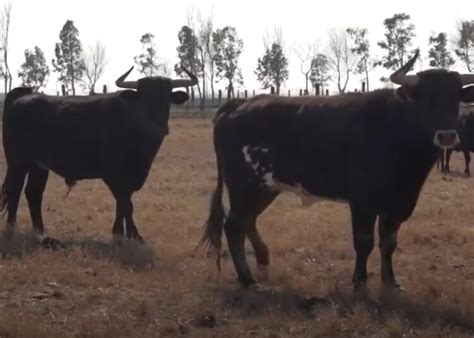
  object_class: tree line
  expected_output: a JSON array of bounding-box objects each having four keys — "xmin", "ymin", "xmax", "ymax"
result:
[{"xmin": 0, "ymin": 4, "xmax": 473, "ymax": 104}]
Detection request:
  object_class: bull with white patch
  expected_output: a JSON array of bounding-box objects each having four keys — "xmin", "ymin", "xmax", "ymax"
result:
[{"xmin": 200, "ymin": 52, "xmax": 474, "ymax": 292}]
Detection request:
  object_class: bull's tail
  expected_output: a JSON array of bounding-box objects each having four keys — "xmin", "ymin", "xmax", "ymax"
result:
[
  {"xmin": 198, "ymin": 146, "xmax": 226, "ymax": 270},
  {"xmin": 0, "ymin": 182, "xmax": 7, "ymax": 218}
]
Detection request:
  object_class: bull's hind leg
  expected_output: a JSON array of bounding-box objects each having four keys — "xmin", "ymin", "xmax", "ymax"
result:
[
  {"xmin": 463, "ymin": 149, "xmax": 471, "ymax": 175},
  {"xmin": 1, "ymin": 166, "xmax": 27, "ymax": 236},
  {"xmin": 378, "ymin": 215, "xmax": 402, "ymax": 289},
  {"xmin": 225, "ymin": 211, "xmax": 256, "ymax": 286},
  {"xmin": 225, "ymin": 184, "xmax": 277, "ymax": 287},
  {"xmin": 25, "ymin": 166, "xmax": 48, "ymax": 236},
  {"xmin": 246, "ymin": 190, "xmax": 279, "ymax": 280},
  {"xmin": 24, "ymin": 166, "xmax": 64, "ymax": 250}
]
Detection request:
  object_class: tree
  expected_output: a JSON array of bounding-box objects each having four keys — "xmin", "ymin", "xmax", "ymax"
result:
[
  {"xmin": 293, "ymin": 42, "xmax": 318, "ymax": 94},
  {"xmin": 347, "ymin": 27, "xmax": 374, "ymax": 91},
  {"xmin": 198, "ymin": 13, "xmax": 216, "ymax": 101},
  {"xmin": 83, "ymin": 41, "xmax": 107, "ymax": 94},
  {"xmin": 309, "ymin": 53, "xmax": 331, "ymax": 94},
  {"xmin": 134, "ymin": 33, "xmax": 163, "ymax": 77},
  {"xmin": 0, "ymin": 3, "xmax": 12, "ymax": 93},
  {"xmin": 428, "ymin": 32, "xmax": 455, "ymax": 69},
  {"xmin": 175, "ymin": 25, "xmax": 202, "ymax": 99},
  {"xmin": 186, "ymin": 7, "xmax": 215, "ymax": 110},
  {"xmin": 327, "ymin": 29, "xmax": 356, "ymax": 94},
  {"xmin": 255, "ymin": 43, "xmax": 289, "ymax": 95},
  {"xmin": 454, "ymin": 20, "xmax": 474, "ymax": 72},
  {"xmin": 212, "ymin": 26, "xmax": 244, "ymax": 99},
  {"xmin": 52, "ymin": 20, "xmax": 85, "ymax": 95},
  {"xmin": 377, "ymin": 13, "xmax": 416, "ymax": 70},
  {"xmin": 18, "ymin": 46, "xmax": 49, "ymax": 91}
]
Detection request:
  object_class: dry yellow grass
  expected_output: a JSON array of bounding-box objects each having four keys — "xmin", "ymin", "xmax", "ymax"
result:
[{"xmin": 1, "ymin": 117, "xmax": 474, "ymax": 337}]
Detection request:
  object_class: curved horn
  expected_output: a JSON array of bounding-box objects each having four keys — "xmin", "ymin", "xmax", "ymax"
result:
[
  {"xmin": 461, "ymin": 74, "xmax": 474, "ymax": 86},
  {"xmin": 389, "ymin": 50, "xmax": 420, "ymax": 86},
  {"xmin": 171, "ymin": 67, "xmax": 198, "ymax": 88},
  {"xmin": 115, "ymin": 66, "xmax": 138, "ymax": 89}
]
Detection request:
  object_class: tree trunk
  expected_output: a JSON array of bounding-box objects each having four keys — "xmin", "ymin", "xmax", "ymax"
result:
[
  {"xmin": 210, "ymin": 63, "xmax": 215, "ymax": 101},
  {"xmin": 305, "ymin": 73, "xmax": 309, "ymax": 93},
  {"xmin": 200, "ymin": 63, "xmax": 206, "ymax": 111}
]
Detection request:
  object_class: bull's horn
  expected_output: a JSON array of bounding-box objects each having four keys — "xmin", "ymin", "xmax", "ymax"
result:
[
  {"xmin": 389, "ymin": 50, "xmax": 420, "ymax": 86},
  {"xmin": 115, "ymin": 66, "xmax": 138, "ymax": 89},
  {"xmin": 171, "ymin": 67, "xmax": 198, "ymax": 88},
  {"xmin": 461, "ymin": 74, "xmax": 474, "ymax": 86}
]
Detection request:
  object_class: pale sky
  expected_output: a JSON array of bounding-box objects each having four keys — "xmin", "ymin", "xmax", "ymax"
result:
[{"xmin": 4, "ymin": 0, "xmax": 474, "ymax": 95}]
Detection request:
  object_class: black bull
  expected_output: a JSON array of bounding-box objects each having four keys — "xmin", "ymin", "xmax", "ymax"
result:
[
  {"xmin": 1, "ymin": 67, "xmax": 197, "ymax": 247},
  {"xmin": 201, "ymin": 52, "xmax": 474, "ymax": 292}
]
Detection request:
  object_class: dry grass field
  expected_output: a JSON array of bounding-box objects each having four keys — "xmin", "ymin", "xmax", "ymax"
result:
[{"xmin": 1, "ymin": 118, "xmax": 474, "ymax": 337}]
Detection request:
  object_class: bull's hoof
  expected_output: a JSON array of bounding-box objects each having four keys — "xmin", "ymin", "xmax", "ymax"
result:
[
  {"xmin": 250, "ymin": 283, "xmax": 275, "ymax": 294},
  {"xmin": 42, "ymin": 237, "xmax": 66, "ymax": 251},
  {"xmin": 352, "ymin": 281, "xmax": 369, "ymax": 297},
  {"xmin": 382, "ymin": 282, "xmax": 406, "ymax": 293},
  {"xmin": 238, "ymin": 276, "xmax": 257, "ymax": 288}
]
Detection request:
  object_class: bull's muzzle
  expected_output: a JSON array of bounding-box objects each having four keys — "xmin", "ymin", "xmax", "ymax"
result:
[{"xmin": 433, "ymin": 130, "xmax": 460, "ymax": 149}]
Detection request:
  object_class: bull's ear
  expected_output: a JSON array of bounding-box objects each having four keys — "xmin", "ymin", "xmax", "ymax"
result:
[
  {"xmin": 395, "ymin": 85, "xmax": 415, "ymax": 102},
  {"xmin": 461, "ymin": 85, "xmax": 474, "ymax": 103},
  {"xmin": 171, "ymin": 90, "xmax": 190, "ymax": 105}
]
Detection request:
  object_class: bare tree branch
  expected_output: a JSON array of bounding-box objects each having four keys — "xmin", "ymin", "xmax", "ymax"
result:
[
  {"xmin": 293, "ymin": 42, "xmax": 318, "ymax": 94},
  {"xmin": 327, "ymin": 29, "xmax": 357, "ymax": 94},
  {"xmin": 0, "ymin": 2, "xmax": 12, "ymax": 93},
  {"xmin": 83, "ymin": 41, "xmax": 107, "ymax": 94}
]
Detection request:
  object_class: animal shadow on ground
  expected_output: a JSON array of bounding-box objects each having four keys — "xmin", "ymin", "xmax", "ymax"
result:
[
  {"xmin": 213, "ymin": 284, "xmax": 474, "ymax": 333},
  {"xmin": 0, "ymin": 230, "xmax": 155, "ymax": 270}
]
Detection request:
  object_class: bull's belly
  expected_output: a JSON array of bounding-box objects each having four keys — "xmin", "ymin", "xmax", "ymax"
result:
[
  {"xmin": 241, "ymin": 145, "xmax": 348, "ymax": 207},
  {"xmin": 37, "ymin": 157, "xmax": 102, "ymax": 181}
]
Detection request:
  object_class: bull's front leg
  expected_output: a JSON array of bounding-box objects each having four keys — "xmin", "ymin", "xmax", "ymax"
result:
[
  {"xmin": 350, "ymin": 204, "xmax": 377, "ymax": 293},
  {"xmin": 109, "ymin": 187, "xmax": 143, "ymax": 242}
]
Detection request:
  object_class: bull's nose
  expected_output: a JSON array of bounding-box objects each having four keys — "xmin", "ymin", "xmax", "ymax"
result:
[{"xmin": 434, "ymin": 130, "xmax": 460, "ymax": 149}]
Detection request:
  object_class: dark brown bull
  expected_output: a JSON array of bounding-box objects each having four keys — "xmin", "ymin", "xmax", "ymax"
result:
[
  {"xmin": 201, "ymin": 52, "xmax": 474, "ymax": 292},
  {"xmin": 1, "ymin": 68, "xmax": 197, "ymax": 248}
]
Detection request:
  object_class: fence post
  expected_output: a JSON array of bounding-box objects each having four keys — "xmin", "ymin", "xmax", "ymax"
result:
[
  {"xmin": 237, "ymin": 90, "xmax": 240, "ymax": 99},
  {"xmin": 316, "ymin": 84, "xmax": 320, "ymax": 96},
  {"xmin": 325, "ymin": 89, "xmax": 329, "ymax": 96},
  {"xmin": 218, "ymin": 89, "xmax": 222, "ymax": 105},
  {"xmin": 103, "ymin": 85, "xmax": 107, "ymax": 94},
  {"xmin": 253, "ymin": 90, "xmax": 255, "ymax": 97},
  {"xmin": 288, "ymin": 90, "xmax": 291, "ymax": 97},
  {"xmin": 270, "ymin": 86, "xmax": 275, "ymax": 94},
  {"xmin": 299, "ymin": 89, "xmax": 303, "ymax": 96},
  {"xmin": 362, "ymin": 82, "xmax": 366, "ymax": 93},
  {"xmin": 244, "ymin": 90, "xmax": 248, "ymax": 99},
  {"xmin": 61, "ymin": 85, "xmax": 66, "ymax": 96}
]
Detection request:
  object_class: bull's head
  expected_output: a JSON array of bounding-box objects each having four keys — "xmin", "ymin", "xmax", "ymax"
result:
[
  {"xmin": 114, "ymin": 67, "xmax": 198, "ymax": 132},
  {"xmin": 390, "ymin": 51, "xmax": 474, "ymax": 149}
]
